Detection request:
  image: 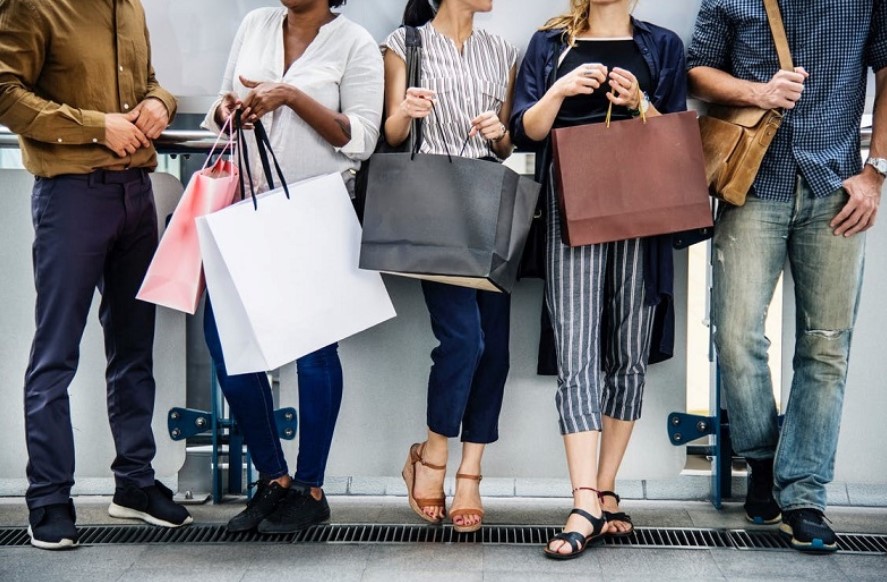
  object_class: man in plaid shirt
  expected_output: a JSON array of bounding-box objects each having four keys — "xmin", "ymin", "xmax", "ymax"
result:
[{"xmin": 688, "ymin": 0, "xmax": 887, "ymax": 553}]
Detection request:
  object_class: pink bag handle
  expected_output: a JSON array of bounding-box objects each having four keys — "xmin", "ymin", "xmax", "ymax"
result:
[{"xmin": 203, "ymin": 113, "xmax": 237, "ymax": 170}]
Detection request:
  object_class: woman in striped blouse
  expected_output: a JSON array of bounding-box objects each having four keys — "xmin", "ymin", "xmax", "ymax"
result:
[{"xmin": 382, "ymin": 0, "xmax": 519, "ymax": 533}]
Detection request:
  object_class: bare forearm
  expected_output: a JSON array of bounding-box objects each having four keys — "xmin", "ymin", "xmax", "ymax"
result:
[
  {"xmin": 384, "ymin": 107, "xmax": 412, "ymax": 148},
  {"xmin": 521, "ymin": 89, "xmax": 566, "ymax": 142},
  {"xmin": 286, "ymin": 86, "xmax": 351, "ymax": 148},
  {"xmin": 688, "ymin": 66, "xmax": 770, "ymax": 108},
  {"xmin": 870, "ymin": 69, "xmax": 887, "ymax": 160}
]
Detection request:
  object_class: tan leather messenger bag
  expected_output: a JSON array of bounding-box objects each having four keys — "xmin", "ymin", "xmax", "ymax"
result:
[{"xmin": 699, "ymin": 0, "xmax": 794, "ymax": 206}]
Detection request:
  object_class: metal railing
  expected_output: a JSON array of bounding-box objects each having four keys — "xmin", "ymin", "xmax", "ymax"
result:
[
  {"xmin": 0, "ymin": 126, "xmax": 218, "ymax": 155},
  {"xmin": 1, "ymin": 125, "xmax": 876, "ymax": 156}
]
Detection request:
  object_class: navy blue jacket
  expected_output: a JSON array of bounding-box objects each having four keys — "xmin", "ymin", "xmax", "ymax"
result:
[{"xmin": 509, "ymin": 19, "xmax": 688, "ymax": 364}]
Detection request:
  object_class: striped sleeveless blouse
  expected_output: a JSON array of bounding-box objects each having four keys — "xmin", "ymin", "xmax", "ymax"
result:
[{"xmin": 383, "ymin": 23, "xmax": 519, "ymax": 160}]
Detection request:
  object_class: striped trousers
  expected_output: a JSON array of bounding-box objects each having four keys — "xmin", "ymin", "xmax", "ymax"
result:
[{"xmin": 545, "ymin": 173, "xmax": 656, "ymax": 434}]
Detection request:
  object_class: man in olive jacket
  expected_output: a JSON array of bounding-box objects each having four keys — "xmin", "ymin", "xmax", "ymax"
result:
[{"xmin": 0, "ymin": 0, "xmax": 192, "ymax": 549}]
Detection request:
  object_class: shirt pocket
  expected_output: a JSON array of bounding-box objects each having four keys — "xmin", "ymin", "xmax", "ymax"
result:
[
  {"xmin": 422, "ymin": 77, "xmax": 460, "ymax": 125},
  {"xmin": 478, "ymin": 79, "xmax": 507, "ymax": 113}
]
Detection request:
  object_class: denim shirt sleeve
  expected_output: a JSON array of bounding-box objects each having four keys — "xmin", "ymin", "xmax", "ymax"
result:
[
  {"xmin": 686, "ymin": 0, "xmax": 732, "ymax": 72},
  {"xmin": 867, "ymin": 0, "xmax": 887, "ymax": 71},
  {"xmin": 509, "ymin": 31, "xmax": 552, "ymax": 153}
]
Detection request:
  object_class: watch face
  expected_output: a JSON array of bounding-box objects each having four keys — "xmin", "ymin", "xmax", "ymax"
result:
[{"xmin": 870, "ymin": 158, "xmax": 887, "ymax": 174}]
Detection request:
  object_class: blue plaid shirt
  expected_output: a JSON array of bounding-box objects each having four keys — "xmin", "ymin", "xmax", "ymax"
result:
[{"xmin": 687, "ymin": 0, "xmax": 887, "ymax": 201}]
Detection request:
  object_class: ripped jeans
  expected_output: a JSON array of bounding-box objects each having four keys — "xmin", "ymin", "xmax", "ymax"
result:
[{"xmin": 712, "ymin": 178, "xmax": 865, "ymax": 512}]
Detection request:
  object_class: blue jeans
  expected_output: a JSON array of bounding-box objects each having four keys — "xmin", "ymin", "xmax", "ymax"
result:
[
  {"xmin": 422, "ymin": 281, "xmax": 511, "ymax": 444},
  {"xmin": 203, "ymin": 298, "xmax": 343, "ymax": 488},
  {"xmin": 712, "ymin": 179, "xmax": 865, "ymax": 512}
]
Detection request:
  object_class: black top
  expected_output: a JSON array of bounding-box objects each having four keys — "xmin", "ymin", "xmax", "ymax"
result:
[{"xmin": 555, "ymin": 39, "xmax": 652, "ymax": 128}]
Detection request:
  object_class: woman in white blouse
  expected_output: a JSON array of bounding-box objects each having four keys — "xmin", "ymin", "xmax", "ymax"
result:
[
  {"xmin": 383, "ymin": 0, "xmax": 518, "ymax": 533},
  {"xmin": 201, "ymin": 0, "xmax": 382, "ymax": 534}
]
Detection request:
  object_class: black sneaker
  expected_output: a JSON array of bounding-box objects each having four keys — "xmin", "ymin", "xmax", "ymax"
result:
[
  {"xmin": 744, "ymin": 458, "xmax": 781, "ymax": 525},
  {"xmin": 227, "ymin": 480, "xmax": 290, "ymax": 532},
  {"xmin": 28, "ymin": 500, "xmax": 79, "ymax": 550},
  {"xmin": 108, "ymin": 480, "xmax": 193, "ymax": 528},
  {"xmin": 780, "ymin": 508, "xmax": 837, "ymax": 553},
  {"xmin": 257, "ymin": 488, "xmax": 330, "ymax": 534}
]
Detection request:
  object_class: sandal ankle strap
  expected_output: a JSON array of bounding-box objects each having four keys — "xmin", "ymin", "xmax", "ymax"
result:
[
  {"xmin": 417, "ymin": 443, "xmax": 446, "ymax": 471},
  {"xmin": 599, "ymin": 490, "xmax": 621, "ymax": 504},
  {"xmin": 572, "ymin": 486, "xmax": 604, "ymax": 499},
  {"xmin": 455, "ymin": 473, "xmax": 482, "ymax": 482}
]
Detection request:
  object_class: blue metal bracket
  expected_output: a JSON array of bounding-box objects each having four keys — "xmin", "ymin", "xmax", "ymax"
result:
[
  {"xmin": 168, "ymin": 408, "xmax": 213, "ymax": 441},
  {"xmin": 667, "ymin": 412, "xmax": 716, "ymax": 446},
  {"xmin": 274, "ymin": 408, "xmax": 298, "ymax": 440}
]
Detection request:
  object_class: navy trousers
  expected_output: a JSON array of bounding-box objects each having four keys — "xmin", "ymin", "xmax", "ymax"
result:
[
  {"xmin": 24, "ymin": 169, "xmax": 159, "ymax": 509},
  {"xmin": 422, "ymin": 281, "xmax": 511, "ymax": 444}
]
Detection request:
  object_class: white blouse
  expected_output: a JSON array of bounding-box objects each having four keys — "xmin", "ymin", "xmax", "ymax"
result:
[{"xmin": 203, "ymin": 9, "xmax": 383, "ymax": 194}]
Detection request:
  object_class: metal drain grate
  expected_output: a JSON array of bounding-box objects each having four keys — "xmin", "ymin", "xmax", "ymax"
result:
[{"xmin": 0, "ymin": 524, "xmax": 884, "ymax": 554}]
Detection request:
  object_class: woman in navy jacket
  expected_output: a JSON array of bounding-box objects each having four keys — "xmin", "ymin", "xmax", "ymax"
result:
[{"xmin": 509, "ymin": 0, "xmax": 687, "ymax": 559}]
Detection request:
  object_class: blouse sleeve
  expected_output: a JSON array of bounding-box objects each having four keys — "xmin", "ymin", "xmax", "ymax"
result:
[
  {"xmin": 381, "ymin": 27, "xmax": 407, "ymax": 62},
  {"xmin": 336, "ymin": 33, "xmax": 384, "ymax": 160},
  {"xmin": 509, "ymin": 31, "xmax": 550, "ymax": 152}
]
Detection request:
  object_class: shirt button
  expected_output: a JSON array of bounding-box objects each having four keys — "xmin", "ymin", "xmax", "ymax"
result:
[
  {"xmin": 119, "ymin": 66, "xmax": 124, "ymax": 72},
  {"xmin": 123, "ymin": 103, "xmax": 130, "ymax": 110},
  {"xmin": 57, "ymin": 138, "xmax": 63, "ymax": 143},
  {"xmin": 92, "ymin": 138, "xmax": 98, "ymax": 143}
]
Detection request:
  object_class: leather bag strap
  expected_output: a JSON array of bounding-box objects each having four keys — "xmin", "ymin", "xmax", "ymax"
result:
[{"xmin": 763, "ymin": 0, "xmax": 794, "ymax": 71}]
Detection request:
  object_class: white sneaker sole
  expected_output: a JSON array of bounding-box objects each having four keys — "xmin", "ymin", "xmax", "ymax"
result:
[
  {"xmin": 27, "ymin": 526, "xmax": 79, "ymax": 550},
  {"xmin": 108, "ymin": 503, "xmax": 194, "ymax": 528}
]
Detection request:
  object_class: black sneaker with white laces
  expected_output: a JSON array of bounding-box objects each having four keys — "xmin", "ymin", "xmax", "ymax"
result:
[
  {"xmin": 780, "ymin": 508, "xmax": 838, "ymax": 553},
  {"xmin": 257, "ymin": 487, "xmax": 330, "ymax": 534},
  {"xmin": 108, "ymin": 480, "xmax": 193, "ymax": 527},
  {"xmin": 28, "ymin": 500, "xmax": 79, "ymax": 550},
  {"xmin": 744, "ymin": 457, "xmax": 781, "ymax": 525},
  {"xmin": 227, "ymin": 480, "xmax": 290, "ymax": 532}
]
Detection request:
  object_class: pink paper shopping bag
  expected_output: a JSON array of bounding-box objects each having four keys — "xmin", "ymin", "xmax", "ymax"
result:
[{"xmin": 137, "ymin": 120, "xmax": 240, "ymax": 314}]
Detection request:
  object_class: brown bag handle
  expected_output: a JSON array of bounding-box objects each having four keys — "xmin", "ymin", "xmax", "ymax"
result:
[{"xmin": 764, "ymin": 0, "xmax": 794, "ymax": 71}]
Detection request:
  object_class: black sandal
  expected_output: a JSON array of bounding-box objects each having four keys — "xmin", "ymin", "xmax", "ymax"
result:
[
  {"xmin": 600, "ymin": 490, "xmax": 634, "ymax": 538},
  {"xmin": 543, "ymin": 488, "xmax": 608, "ymax": 560}
]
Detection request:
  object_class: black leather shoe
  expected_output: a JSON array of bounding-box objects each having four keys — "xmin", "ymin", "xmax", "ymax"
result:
[
  {"xmin": 28, "ymin": 500, "xmax": 79, "ymax": 550},
  {"xmin": 257, "ymin": 488, "xmax": 330, "ymax": 534},
  {"xmin": 744, "ymin": 458, "xmax": 781, "ymax": 525},
  {"xmin": 227, "ymin": 480, "xmax": 290, "ymax": 532},
  {"xmin": 109, "ymin": 480, "xmax": 193, "ymax": 528}
]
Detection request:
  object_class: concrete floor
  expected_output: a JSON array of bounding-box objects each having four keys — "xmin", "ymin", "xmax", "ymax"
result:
[{"xmin": 1, "ymin": 496, "xmax": 885, "ymax": 581}]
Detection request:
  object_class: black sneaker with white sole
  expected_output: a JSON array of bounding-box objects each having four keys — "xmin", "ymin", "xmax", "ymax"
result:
[
  {"xmin": 779, "ymin": 508, "xmax": 838, "ymax": 553},
  {"xmin": 108, "ymin": 480, "xmax": 193, "ymax": 527},
  {"xmin": 744, "ymin": 457, "xmax": 781, "ymax": 525},
  {"xmin": 28, "ymin": 500, "xmax": 79, "ymax": 550},
  {"xmin": 227, "ymin": 480, "xmax": 290, "ymax": 532},
  {"xmin": 257, "ymin": 488, "xmax": 330, "ymax": 534}
]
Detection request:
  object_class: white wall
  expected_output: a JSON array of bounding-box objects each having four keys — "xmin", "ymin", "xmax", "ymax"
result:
[{"xmin": 143, "ymin": 0, "xmax": 707, "ymax": 113}]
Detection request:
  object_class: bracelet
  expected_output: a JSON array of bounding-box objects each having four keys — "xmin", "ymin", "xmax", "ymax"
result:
[{"xmin": 491, "ymin": 124, "xmax": 508, "ymax": 144}]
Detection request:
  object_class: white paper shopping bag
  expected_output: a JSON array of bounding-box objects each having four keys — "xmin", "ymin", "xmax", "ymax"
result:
[{"xmin": 197, "ymin": 173, "xmax": 396, "ymax": 374}]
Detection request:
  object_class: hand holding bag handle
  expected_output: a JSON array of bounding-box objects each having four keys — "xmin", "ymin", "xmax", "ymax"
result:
[{"xmin": 699, "ymin": 0, "xmax": 794, "ymax": 206}]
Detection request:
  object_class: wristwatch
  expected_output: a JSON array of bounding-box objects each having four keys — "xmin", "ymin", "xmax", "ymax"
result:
[
  {"xmin": 629, "ymin": 91, "xmax": 650, "ymax": 117},
  {"xmin": 865, "ymin": 157, "xmax": 887, "ymax": 177}
]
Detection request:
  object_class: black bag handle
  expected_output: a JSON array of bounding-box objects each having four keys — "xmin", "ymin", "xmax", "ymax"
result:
[
  {"xmin": 253, "ymin": 120, "xmax": 289, "ymax": 200},
  {"xmin": 404, "ymin": 25, "xmax": 424, "ymax": 154},
  {"xmin": 235, "ymin": 110, "xmax": 257, "ymax": 208},
  {"xmin": 234, "ymin": 110, "xmax": 290, "ymax": 210}
]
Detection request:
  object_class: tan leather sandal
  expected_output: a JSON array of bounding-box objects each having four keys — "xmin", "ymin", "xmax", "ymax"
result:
[
  {"xmin": 402, "ymin": 442, "xmax": 446, "ymax": 524},
  {"xmin": 450, "ymin": 473, "xmax": 485, "ymax": 534}
]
